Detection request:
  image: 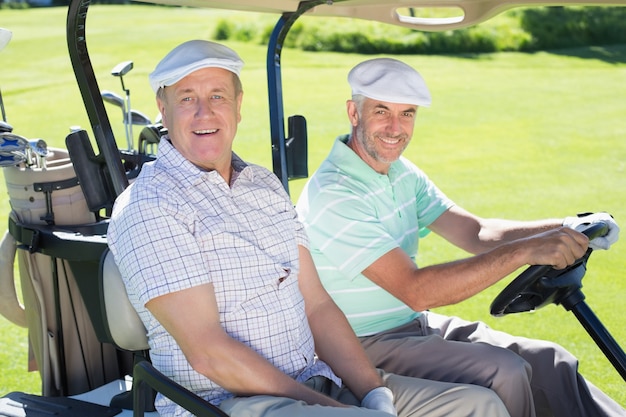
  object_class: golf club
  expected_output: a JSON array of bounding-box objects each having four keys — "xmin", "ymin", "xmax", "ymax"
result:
[
  {"xmin": 101, "ymin": 62, "xmax": 160, "ymax": 154},
  {"xmin": 29, "ymin": 139, "xmax": 49, "ymax": 169},
  {"xmin": 0, "ymin": 28, "xmax": 13, "ymax": 124},
  {"xmin": 0, "ymin": 150, "xmax": 26, "ymax": 167},
  {"xmin": 0, "ymin": 132, "xmax": 28, "ymax": 152}
]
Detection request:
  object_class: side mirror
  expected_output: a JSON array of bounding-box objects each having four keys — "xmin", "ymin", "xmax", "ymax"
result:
[
  {"xmin": 65, "ymin": 129, "xmax": 116, "ymax": 217},
  {"xmin": 286, "ymin": 115, "xmax": 308, "ymax": 180}
]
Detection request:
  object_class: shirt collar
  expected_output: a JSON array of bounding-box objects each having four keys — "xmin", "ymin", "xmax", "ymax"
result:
[
  {"xmin": 156, "ymin": 136, "xmax": 251, "ymax": 187},
  {"xmin": 328, "ymin": 134, "xmax": 401, "ymax": 181}
]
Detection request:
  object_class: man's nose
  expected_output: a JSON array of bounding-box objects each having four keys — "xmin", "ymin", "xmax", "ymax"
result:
[
  {"xmin": 386, "ymin": 114, "xmax": 402, "ymax": 133},
  {"xmin": 196, "ymin": 100, "xmax": 215, "ymax": 117}
]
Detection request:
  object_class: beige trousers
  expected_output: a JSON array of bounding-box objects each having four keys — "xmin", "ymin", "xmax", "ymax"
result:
[
  {"xmin": 218, "ymin": 369, "xmax": 510, "ymax": 417},
  {"xmin": 359, "ymin": 312, "xmax": 626, "ymax": 417}
]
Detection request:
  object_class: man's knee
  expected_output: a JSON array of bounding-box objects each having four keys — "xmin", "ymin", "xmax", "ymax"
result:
[
  {"xmin": 465, "ymin": 385, "xmax": 512, "ymax": 416},
  {"xmin": 415, "ymin": 384, "xmax": 511, "ymax": 416},
  {"xmin": 385, "ymin": 372, "xmax": 511, "ymax": 417},
  {"xmin": 485, "ymin": 346, "xmax": 532, "ymax": 385}
]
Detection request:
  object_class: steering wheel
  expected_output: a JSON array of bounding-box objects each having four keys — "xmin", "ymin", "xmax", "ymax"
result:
[{"xmin": 490, "ymin": 222, "xmax": 609, "ymax": 317}]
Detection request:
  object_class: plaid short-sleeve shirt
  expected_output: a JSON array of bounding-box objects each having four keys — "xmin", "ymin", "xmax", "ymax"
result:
[{"xmin": 108, "ymin": 138, "xmax": 340, "ymax": 416}]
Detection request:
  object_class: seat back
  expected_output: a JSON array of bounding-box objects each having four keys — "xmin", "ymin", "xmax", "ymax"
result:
[
  {"xmin": 100, "ymin": 249, "xmax": 149, "ymax": 351},
  {"xmin": 99, "ymin": 249, "xmax": 230, "ymax": 416}
]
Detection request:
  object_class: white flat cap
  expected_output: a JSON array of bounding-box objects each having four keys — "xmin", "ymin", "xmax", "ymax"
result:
[
  {"xmin": 348, "ymin": 58, "xmax": 431, "ymax": 107},
  {"xmin": 149, "ymin": 40, "xmax": 244, "ymax": 93},
  {"xmin": 0, "ymin": 28, "xmax": 12, "ymax": 52}
]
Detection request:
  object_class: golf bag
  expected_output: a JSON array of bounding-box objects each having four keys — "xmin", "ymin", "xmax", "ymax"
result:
[{"xmin": 0, "ymin": 147, "xmax": 129, "ymax": 396}]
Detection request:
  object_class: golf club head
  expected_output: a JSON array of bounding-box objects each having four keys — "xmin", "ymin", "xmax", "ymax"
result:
[
  {"xmin": 101, "ymin": 90, "xmax": 125, "ymax": 108},
  {"xmin": 30, "ymin": 139, "xmax": 49, "ymax": 157},
  {"xmin": 126, "ymin": 109, "xmax": 152, "ymax": 126},
  {"xmin": 0, "ymin": 120, "xmax": 13, "ymax": 133},
  {"xmin": 29, "ymin": 139, "xmax": 48, "ymax": 169},
  {"xmin": 111, "ymin": 60, "xmax": 133, "ymax": 77},
  {"xmin": 0, "ymin": 150, "xmax": 27, "ymax": 167},
  {"xmin": 0, "ymin": 132, "xmax": 29, "ymax": 152},
  {"xmin": 0, "ymin": 28, "xmax": 11, "ymax": 52}
]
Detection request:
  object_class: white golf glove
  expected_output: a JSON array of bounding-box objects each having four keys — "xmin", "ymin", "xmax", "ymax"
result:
[
  {"xmin": 563, "ymin": 212, "xmax": 620, "ymax": 250},
  {"xmin": 361, "ymin": 386, "xmax": 397, "ymax": 416}
]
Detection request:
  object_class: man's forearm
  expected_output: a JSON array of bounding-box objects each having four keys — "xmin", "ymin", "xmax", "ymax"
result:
[
  {"xmin": 297, "ymin": 245, "xmax": 385, "ymax": 399},
  {"xmin": 365, "ymin": 226, "xmax": 587, "ymax": 311},
  {"xmin": 308, "ymin": 299, "xmax": 384, "ymax": 400},
  {"xmin": 190, "ymin": 332, "xmax": 345, "ymax": 407},
  {"xmin": 475, "ymin": 218, "xmax": 563, "ymax": 252}
]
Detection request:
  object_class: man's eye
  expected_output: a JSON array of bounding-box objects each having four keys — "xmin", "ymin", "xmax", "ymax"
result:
[{"xmin": 211, "ymin": 94, "xmax": 223, "ymax": 100}]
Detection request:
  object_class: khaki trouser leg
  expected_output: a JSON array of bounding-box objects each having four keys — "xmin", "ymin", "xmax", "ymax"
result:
[
  {"xmin": 218, "ymin": 370, "xmax": 511, "ymax": 417},
  {"xmin": 360, "ymin": 315, "xmax": 535, "ymax": 417},
  {"xmin": 425, "ymin": 311, "xmax": 626, "ymax": 417},
  {"xmin": 382, "ymin": 370, "xmax": 511, "ymax": 417}
]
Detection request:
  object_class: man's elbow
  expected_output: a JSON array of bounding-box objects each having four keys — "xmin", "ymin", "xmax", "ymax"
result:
[
  {"xmin": 186, "ymin": 352, "xmax": 217, "ymax": 377},
  {"xmin": 403, "ymin": 293, "xmax": 435, "ymax": 312},
  {"xmin": 184, "ymin": 342, "xmax": 231, "ymax": 379}
]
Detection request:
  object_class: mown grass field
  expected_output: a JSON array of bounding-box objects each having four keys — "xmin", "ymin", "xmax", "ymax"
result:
[{"xmin": 0, "ymin": 4, "xmax": 624, "ymax": 406}]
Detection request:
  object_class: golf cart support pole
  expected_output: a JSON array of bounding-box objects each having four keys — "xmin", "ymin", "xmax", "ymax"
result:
[
  {"xmin": 562, "ymin": 291, "xmax": 626, "ymax": 382},
  {"xmin": 66, "ymin": 0, "xmax": 129, "ymax": 197},
  {"xmin": 266, "ymin": 0, "xmax": 335, "ymax": 194}
]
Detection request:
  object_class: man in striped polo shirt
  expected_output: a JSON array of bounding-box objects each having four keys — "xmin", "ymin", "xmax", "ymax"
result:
[{"xmin": 296, "ymin": 57, "xmax": 623, "ymax": 417}]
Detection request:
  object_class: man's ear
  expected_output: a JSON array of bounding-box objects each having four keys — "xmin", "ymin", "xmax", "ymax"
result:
[
  {"xmin": 346, "ymin": 100, "xmax": 359, "ymax": 127},
  {"xmin": 236, "ymin": 90, "xmax": 244, "ymax": 123},
  {"xmin": 156, "ymin": 96, "xmax": 167, "ymax": 129}
]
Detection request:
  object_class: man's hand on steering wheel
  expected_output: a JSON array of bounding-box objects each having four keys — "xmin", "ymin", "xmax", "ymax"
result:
[
  {"xmin": 563, "ymin": 212, "xmax": 620, "ymax": 250},
  {"xmin": 490, "ymin": 222, "xmax": 611, "ymax": 317},
  {"xmin": 522, "ymin": 227, "xmax": 588, "ymax": 270}
]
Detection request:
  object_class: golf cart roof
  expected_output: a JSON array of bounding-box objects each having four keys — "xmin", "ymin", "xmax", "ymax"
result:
[{"xmin": 135, "ymin": 0, "xmax": 626, "ymax": 31}]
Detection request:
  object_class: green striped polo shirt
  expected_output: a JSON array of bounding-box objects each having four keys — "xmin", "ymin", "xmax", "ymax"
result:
[{"xmin": 296, "ymin": 135, "xmax": 454, "ymax": 336}]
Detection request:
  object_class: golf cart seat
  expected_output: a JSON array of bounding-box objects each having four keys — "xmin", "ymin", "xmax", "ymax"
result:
[
  {"xmin": 98, "ymin": 249, "xmax": 229, "ymax": 417},
  {"xmin": 100, "ymin": 249, "xmax": 148, "ymax": 353}
]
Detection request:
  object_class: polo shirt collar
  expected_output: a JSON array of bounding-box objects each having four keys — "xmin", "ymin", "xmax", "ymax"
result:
[{"xmin": 329, "ymin": 134, "xmax": 400, "ymax": 181}]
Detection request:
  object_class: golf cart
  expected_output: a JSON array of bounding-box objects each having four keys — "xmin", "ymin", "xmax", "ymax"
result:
[{"xmin": 0, "ymin": 0, "xmax": 624, "ymax": 415}]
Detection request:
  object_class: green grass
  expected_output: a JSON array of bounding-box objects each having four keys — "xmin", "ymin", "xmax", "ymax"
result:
[{"xmin": 0, "ymin": 4, "xmax": 624, "ymax": 406}]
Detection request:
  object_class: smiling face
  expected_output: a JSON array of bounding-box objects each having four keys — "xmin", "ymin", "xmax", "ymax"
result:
[
  {"xmin": 346, "ymin": 96, "xmax": 418, "ymax": 174},
  {"xmin": 157, "ymin": 67, "xmax": 243, "ymax": 180}
]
